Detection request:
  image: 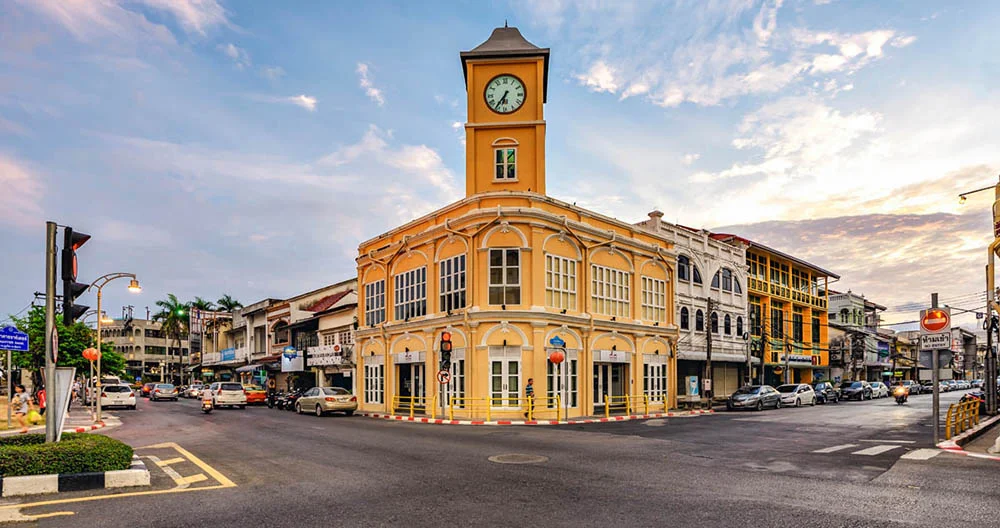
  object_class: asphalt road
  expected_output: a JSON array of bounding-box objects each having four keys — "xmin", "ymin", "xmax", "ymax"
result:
[{"xmin": 2, "ymin": 388, "xmax": 999, "ymax": 527}]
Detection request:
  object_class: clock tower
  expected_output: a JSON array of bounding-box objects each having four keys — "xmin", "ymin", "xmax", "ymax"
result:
[{"xmin": 460, "ymin": 26, "xmax": 550, "ymax": 197}]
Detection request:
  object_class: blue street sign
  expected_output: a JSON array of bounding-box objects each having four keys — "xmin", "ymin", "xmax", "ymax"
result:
[
  {"xmin": 0, "ymin": 326, "xmax": 29, "ymax": 352},
  {"xmin": 549, "ymin": 336, "xmax": 565, "ymax": 348}
]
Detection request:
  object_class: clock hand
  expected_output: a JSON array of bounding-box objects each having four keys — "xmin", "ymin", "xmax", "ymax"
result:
[{"xmin": 499, "ymin": 90, "xmax": 509, "ymax": 106}]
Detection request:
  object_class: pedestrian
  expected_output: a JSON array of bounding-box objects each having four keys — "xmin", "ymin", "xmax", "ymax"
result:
[
  {"xmin": 523, "ymin": 378, "xmax": 534, "ymax": 418},
  {"xmin": 71, "ymin": 379, "xmax": 81, "ymax": 404},
  {"xmin": 11, "ymin": 384, "xmax": 31, "ymax": 434},
  {"xmin": 37, "ymin": 385, "xmax": 46, "ymax": 416}
]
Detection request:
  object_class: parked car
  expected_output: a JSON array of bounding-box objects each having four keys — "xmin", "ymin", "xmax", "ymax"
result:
[
  {"xmin": 726, "ymin": 385, "xmax": 782, "ymax": 411},
  {"xmin": 85, "ymin": 376, "xmax": 123, "ymax": 404},
  {"xmin": 100, "ymin": 384, "xmax": 136, "ymax": 410},
  {"xmin": 150, "ymin": 383, "xmax": 179, "ymax": 401},
  {"xmin": 244, "ymin": 384, "xmax": 267, "ymax": 405},
  {"xmin": 920, "ymin": 380, "xmax": 935, "ymax": 393},
  {"xmin": 141, "ymin": 382, "xmax": 156, "ymax": 398},
  {"xmin": 812, "ymin": 381, "xmax": 840, "ymax": 403},
  {"xmin": 776, "ymin": 384, "xmax": 816, "ymax": 407},
  {"xmin": 971, "ymin": 379, "xmax": 984, "ymax": 389},
  {"xmin": 295, "ymin": 387, "xmax": 358, "ymax": 416},
  {"xmin": 208, "ymin": 382, "xmax": 247, "ymax": 409},
  {"xmin": 840, "ymin": 381, "xmax": 872, "ymax": 401},
  {"xmin": 940, "ymin": 381, "xmax": 952, "ymax": 392},
  {"xmin": 869, "ymin": 382, "xmax": 890, "ymax": 398},
  {"xmin": 184, "ymin": 384, "xmax": 205, "ymax": 399}
]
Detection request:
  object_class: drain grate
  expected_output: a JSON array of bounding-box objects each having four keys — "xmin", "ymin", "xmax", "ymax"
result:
[{"xmin": 488, "ymin": 454, "xmax": 549, "ymax": 465}]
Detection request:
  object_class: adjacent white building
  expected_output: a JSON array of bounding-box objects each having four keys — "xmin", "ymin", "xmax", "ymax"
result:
[{"xmin": 637, "ymin": 211, "xmax": 750, "ymax": 398}]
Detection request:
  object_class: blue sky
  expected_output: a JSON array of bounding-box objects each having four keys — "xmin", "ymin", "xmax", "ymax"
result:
[{"xmin": 2, "ymin": 0, "xmax": 999, "ymax": 328}]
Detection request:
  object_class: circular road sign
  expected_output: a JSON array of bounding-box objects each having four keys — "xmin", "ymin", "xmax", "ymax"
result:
[
  {"xmin": 437, "ymin": 370, "xmax": 451, "ymax": 385},
  {"xmin": 920, "ymin": 308, "xmax": 950, "ymax": 333}
]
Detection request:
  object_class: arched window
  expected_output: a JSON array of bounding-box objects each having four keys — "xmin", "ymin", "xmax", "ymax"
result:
[
  {"xmin": 722, "ymin": 269, "xmax": 733, "ymax": 291},
  {"xmin": 680, "ymin": 307, "xmax": 690, "ymax": 330},
  {"xmin": 724, "ymin": 314, "xmax": 732, "ymax": 335},
  {"xmin": 678, "ymin": 255, "xmax": 690, "ymax": 282},
  {"xmin": 711, "ymin": 271, "xmax": 720, "ymax": 289},
  {"xmin": 710, "ymin": 312, "xmax": 719, "ymax": 333},
  {"xmin": 736, "ymin": 316, "xmax": 744, "ymax": 336},
  {"xmin": 695, "ymin": 309, "xmax": 705, "ymax": 331},
  {"xmin": 692, "ymin": 266, "xmax": 703, "ymax": 284},
  {"xmin": 734, "ymin": 278, "xmax": 742, "ymax": 294}
]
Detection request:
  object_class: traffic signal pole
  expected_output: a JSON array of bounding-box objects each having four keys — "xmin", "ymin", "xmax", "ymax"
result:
[
  {"xmin": 44, "ymin": 221, "xmax": 57, "ymax": 443},
  {"xmin": 931, "ymin": 293, "xmax": 940, "ymax": 445}
]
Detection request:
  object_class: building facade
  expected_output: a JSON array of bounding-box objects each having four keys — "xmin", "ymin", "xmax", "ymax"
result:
[
  {"xmin": 828, "ymin": 291, "xmax": 891, "ymax": 381},
  {"xmin": 355, "ymin": 27, "xmax": 680, "ymax": 420},
  {"xmin": 713, "ymin": 236, "xmax": 837, "ymax": 386},
  {"xmin": 101, "ymin": 319, "xmax": 189, "ymax": 383},
  {"xmin": 636, "ymin": 214, "xmax": 750, "ymax": 399}
]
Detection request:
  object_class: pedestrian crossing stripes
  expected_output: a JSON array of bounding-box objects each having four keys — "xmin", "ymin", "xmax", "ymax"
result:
[
  {"xmin": 811, "ymin": 443, "xmax": 944, "ymax": 461},
  {"xmin": 852, "ymin": 445, "xmax": 900, "ymax": 456}
]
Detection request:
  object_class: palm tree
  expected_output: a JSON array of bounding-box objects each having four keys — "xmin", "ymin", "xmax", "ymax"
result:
[
  {"xmin": 216, "ymin": 294, "xmax": 243, "ymax": 312},
  {"xmin": 190, "ymin": 297, "xmax": 216, "ymax": 312},
  {"xmin": 153, "ymin": 294, "xmax": 188, "ymax": 384}
]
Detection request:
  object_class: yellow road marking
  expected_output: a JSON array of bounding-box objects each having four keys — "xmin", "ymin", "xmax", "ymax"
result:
[
  {"xmin": 178, "ymin": 473, "xmax": 207, "ymax": 485},
  {"xmin": 156, "ymin": 457, "xmax": 186, "ymax": 466},
  {"xmin": 138, "ymin": 442, "xmax": 236, "ymax": 488}
]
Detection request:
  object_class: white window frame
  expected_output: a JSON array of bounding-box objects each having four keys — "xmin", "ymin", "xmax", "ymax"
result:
[
  {"xmin": 545, "ymin": 254, "xmax": 577, "ymax": 310},
  {"xmin": 337, "ymin": 330, "xmax": 354, "ymax": 345},
  {"xmin": 393, "ymin": 267, "xmax": 427, "ymax": 321},
  {"xmin": 439, "ymin": 254, "xmax": 466, "ymax": 313},
  {"xmin": 364, "ymin": 280, "xmax": 385, "ymax": 326},
  {"xmin": 643, "ymin": 354, "xmax": 669, "ymax": 403},
  {"xmin": 546, "ymin": 349, "xmax": 578, "ymax": 408},
  {"xmin": 364, "ymin": 356, "xmax": 384, "ymax": 405},
  {"xmin": 641, "ymin": 276, "xmax": 666, "ymax": 322},
  {"xmin": 591, "ymin": 264, "xmax": 630, "ymax": 317},
  {"xmin": 322, "ymin": 334, "xmax": 336, "ymax": 346},
  {"xmin": 442, "ymin": 348, "xmax": 466, "ymax": 409},
  {"xmin": 488, "ymin": 249, "xmax": 521, "ymax": 305},
  {"xmin": 494, "ymin": 147, "xmax": 517, "ymax": 181}
]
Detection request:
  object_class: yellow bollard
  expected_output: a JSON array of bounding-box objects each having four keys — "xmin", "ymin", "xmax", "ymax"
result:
[
  {"xmin": 449, "ymin": 396, "xmax": 455, "ymax": 421},
  {"xmin": 556, "ymin": 393, "xmax": 562, "ymax": 422},
  {"xmin": 945, "ymin": 404, "xmax": 955, "ymax": 439},
  {"xmin": 604, "ymin": 394, "xmax": 610, "ymax": 418},
  {"xmin": 643, "ymin": 394, "xmax": 649, "ymax": 415},
  {"xmin": 409, "ymin": 396, "xmax": 414, "ymax": 419},
  {"xmin": 487, "ymin": 398, "xmax": 491, "ymax": 422},
  {"xmin": 431, "ymin": 394, "xmax": 437, "ymax": 420}
]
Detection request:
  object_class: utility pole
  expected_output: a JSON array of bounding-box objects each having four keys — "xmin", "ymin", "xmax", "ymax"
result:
[
  {"xmin": 43, "ymin": 222, "xmax": 57, "ymax": 443},
  {"xmin": 932, "ymin": 292, "xmax": 940, "ymax": 444},
  {"xmin": 705, "ymin": 297, "xmax": 713, "ymax": 401}
]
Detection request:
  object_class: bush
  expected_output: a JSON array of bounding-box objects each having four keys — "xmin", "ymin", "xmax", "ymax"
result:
[{"xmin": 0, "ymin": 433, "xmax": 133, "ymax": 477}]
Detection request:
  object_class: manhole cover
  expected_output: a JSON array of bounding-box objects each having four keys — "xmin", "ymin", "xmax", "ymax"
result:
[{"xmin": 488, "ymin": 454, "xmax": 549, "ymax": 465}]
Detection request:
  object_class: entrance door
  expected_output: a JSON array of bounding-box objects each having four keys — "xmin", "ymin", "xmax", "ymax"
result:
[
  {"xmin": 397, "ymin": 363, "xmax": 425, "ymax": 403},
  {"xmin": 488, "ymin": 346, "xmax": 521, "ymax": 409},
  {"xmin": 593, "ymin": 363, "xmax": 627, "ymax": 406}
]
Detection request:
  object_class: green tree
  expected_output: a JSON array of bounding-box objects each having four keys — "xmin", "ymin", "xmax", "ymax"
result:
[
  {"xmin": 152, "ymin": 294, "xmax": 188, "ymax": 382},
  {"xmin": 190, "ymin": 297, "xmax": 216, "ymax": 312},
  {"xmin": 215, "ymin": 294, "xmax": 243, "ymax": 312},
  {"xmin": 9, "ymin": 306, "xmax": 126, "ymax": 383}
]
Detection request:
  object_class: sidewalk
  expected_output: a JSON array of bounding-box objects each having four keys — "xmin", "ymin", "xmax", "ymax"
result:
[
  {"xmin": 963, "ymin": 419, "xmax": 1000, "ymax": 455},
  {"xmin": 0, "ymin": 404, "xmax": 119, "ymax": 437}
]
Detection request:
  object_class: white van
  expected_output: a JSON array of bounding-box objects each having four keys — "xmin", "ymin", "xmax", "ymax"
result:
[{"xmin": 85, "ymin": 376, "xmax": 123, "ymax": 404}]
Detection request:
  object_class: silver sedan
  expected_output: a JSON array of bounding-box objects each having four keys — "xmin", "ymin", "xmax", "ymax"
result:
[{"xmin": 295, "ymin": 387, "xmax": 358, "ymax": 417}]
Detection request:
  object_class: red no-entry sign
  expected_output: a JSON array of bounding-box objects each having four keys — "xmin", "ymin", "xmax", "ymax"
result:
[
  {"xmin": 920, "ymin": 308, "xmax": 951, "ymax": 333},
  {"xmin": 437, "ymin": 370, "xmax": 451, "ymax": 384}
]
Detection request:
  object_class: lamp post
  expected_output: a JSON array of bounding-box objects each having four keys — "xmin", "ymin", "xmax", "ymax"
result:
[{"xmin": 89, "ymin": 273, "xmax": 141, "ymax": 423}]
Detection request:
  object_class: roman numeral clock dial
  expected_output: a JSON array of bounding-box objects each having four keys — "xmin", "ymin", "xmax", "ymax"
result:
[{"xmin": 484, "ymin": 74, "xmax": 525, "ymax": 114}]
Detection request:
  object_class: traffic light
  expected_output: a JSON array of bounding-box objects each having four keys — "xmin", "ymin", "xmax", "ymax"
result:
[
  {"xmin": 439, "ymin": 331, "xmax": 453, "ymax": 369},
  {"xmin": 61, "ymin": 226, "xmax": 91, "ymax": 325}
]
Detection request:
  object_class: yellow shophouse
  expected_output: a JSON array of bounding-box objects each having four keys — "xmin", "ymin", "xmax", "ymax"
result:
[{"xmin": 354, "ymin": 27, "xmax": 680, "ymax": 420}]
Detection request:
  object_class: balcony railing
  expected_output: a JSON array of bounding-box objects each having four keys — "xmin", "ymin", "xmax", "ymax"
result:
[{"xmin": 749, "ymin": 278, "xmax": 827, "ymax": 309}]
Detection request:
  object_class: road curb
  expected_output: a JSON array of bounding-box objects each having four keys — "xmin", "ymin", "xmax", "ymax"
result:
[
  {"xmin": 936, "ymin": 414, "xmax": 1000, "ymax": 462},
  {"xmin": 0, "ymin": 455, "xmax": 149, "ymax": 497},
  {"xmin": 358, "ymin": 409, "xmax": 714, "ymax": 426}
]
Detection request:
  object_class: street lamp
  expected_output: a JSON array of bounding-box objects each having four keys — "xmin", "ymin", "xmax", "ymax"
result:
[{"xmin": 89, "ymin": 273, "xmax": 141, "ymax": 423}]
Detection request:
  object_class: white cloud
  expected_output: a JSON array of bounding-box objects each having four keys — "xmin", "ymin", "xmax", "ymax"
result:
[
  {"xmin": 0, "ymin": 154, "xmax": 44, "ymax": 229},
  {"xmin": 892, "ymin": 35, "xmax": 917, "ymax": 48},
  {"xmin": 218, "ymin": 43, "xmax": 250, "ymax": 70},
  {"xmin": 15, "ymin": 0, "xmax": 229, "ymax": 43},
  {"xmin": 287, "ymin": 95, "xmax": 317, "ymax": 111},
  {"xmin": 576, "ymin": 61, "xmax": 619, "ymax": 93},
  {"xmin": 752, "ymin": 0, "xmax": 783, "ymax": 44},
  {"xmin": 134, "ymin": 0, "xmax": 229, "ymax": 35},
  {"xmin": 260, "ymin": 66, "xmax": 285, "ymax": 80},
  {"xmin": 356, "ymin": 63, "xmax": 385, "ymax": 106},
  {"xmin": 681, "ymin": 153, "xmax": 700, "ymax": 166}
]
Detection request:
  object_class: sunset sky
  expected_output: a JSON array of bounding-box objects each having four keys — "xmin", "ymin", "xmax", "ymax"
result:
[{"xmin": 2, "ymin": 1, "xmax": 997, "ymax": 329}]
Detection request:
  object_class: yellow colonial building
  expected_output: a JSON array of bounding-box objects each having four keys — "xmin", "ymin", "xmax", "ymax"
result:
[{"xmin": 354, "ymin": 27, "xmax": 680, "ymax": 420}]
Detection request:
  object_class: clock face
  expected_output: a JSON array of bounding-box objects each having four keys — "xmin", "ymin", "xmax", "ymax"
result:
[{"xmin": 484, "ymin": 74, "xmax": 525, "ymax": 114}]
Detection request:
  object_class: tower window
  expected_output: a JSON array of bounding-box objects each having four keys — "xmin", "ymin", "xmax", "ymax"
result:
[{"xmin": 495, "ymin": 148, "xmax": 516, "ymax": 180}]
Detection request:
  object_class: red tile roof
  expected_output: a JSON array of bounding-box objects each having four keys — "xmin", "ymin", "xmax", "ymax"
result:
[{"xmin": 303, "ymin": 290, "xmax": 353, "ymax": 312}]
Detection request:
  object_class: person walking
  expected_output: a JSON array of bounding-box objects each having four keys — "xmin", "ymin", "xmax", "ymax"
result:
[
  {"xmin": 36, "ymin": 386, "xmax": 46, "ymax": 416},
  {"xmin": 523, "ymin": 378, "xmax": 534, "ymax": 419},
  {"xmin": 11, "ymin": 384, "xmax": 31, "ymax": 434}
]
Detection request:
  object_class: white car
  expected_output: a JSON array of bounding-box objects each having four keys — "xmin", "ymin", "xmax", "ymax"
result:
[
  {"xmin": 100, "ymin": 384, "xmax": 136, "ymax": 410},
  {"xmin": 776, "ymin": 384, "xmax": 816, "ymax": 407},
  {"xmin": 208, "ymin": 382, "xmax": 247, "ymax": 409},
  {"xmin": 184, "ymin": 384, "xmax": 205, "ymax": 399},
  {"xmin": 85, "ymin": 376, "xmax": 123, "ymax": 404},
  {"xmin": 869, "ymin": 382, "xmax": 890, "ymax": 398}
]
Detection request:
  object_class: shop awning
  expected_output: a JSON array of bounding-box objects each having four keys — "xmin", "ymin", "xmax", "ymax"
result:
[{"xmin": 235, "ymin": 364, "xmax": 261, "ymax": 373}]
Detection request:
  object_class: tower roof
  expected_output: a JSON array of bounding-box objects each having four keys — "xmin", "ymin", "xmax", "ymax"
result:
[{"xmin": 461, "ymin": 26, "xmax": 550, "ymax": 102}]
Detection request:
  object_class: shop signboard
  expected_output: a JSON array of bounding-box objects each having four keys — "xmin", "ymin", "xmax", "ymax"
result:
[{"xmin": 281, "ymin": 346, "xmax": 304, "ymax": 372}]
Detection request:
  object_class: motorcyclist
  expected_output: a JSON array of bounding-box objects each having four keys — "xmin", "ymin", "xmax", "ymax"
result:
[{"xmin": 892, "ymin": 383, "xmax": 909, "ymax": 402}]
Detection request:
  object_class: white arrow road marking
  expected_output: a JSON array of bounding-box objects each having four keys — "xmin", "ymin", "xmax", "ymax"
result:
[
  {"xmin": 852, "ymin": 445, "xmax": 901, "ymax": 456},
  {"xmin": 900, "ymin": 448, "xmax": 942, "ymax": 460},
  {"xmin": 812, "ymin": 443, "xmax": 858, "ymax": 453}
]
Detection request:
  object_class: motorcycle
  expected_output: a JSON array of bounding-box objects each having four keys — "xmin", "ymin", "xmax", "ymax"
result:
[
  {"xmin": 267, "ymin": 390, "xmax": 283, "ymax": 409},
  {"xmin": 893, "ymin": 386, "xmax": 908, "ymax": 405},
  {"xmin": 201, "ymin": 397, "xmax": 213, "ymax": 414},
  {"xmin": 283, "ymin": 389, "xmax": 304, "ymax": 411},
  {"xmin": 961, "ymin": 390, "xmax": 986, "ymax": 414}
]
